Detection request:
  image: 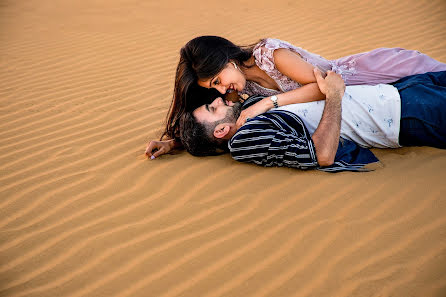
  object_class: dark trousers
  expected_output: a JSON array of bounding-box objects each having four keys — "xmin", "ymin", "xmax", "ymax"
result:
[{"xmin": 392, "ymin": 71, "xmax": 446, "ymax": 148}]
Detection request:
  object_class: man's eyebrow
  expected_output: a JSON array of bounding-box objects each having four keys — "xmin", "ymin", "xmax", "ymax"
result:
[{"xmin": 205, "ymin": 104, "xmax": 210, "ymax": 112}]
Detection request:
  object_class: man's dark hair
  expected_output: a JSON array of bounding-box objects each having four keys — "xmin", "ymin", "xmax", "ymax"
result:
[{"xmin": 179, "ymin": 112, "xmax": 229, "ymax": 156}]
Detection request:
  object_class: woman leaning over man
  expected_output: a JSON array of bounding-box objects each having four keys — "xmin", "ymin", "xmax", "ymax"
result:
[{"xmin": 145, "ymin": 36, "xmax": 446, "ymax": 159}]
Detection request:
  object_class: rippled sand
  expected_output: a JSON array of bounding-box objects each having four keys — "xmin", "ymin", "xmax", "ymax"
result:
[{"xmin": 1, "ymin": 0, "xmax": 446, "ymax": 296}]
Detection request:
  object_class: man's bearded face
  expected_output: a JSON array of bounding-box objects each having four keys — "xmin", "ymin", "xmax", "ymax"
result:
[{"xmin": 193, "ymin": 97, "xmax": 242, "ymax": 126}]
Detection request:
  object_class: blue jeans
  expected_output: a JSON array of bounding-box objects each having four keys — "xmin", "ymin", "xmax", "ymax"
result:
[{"xmin": 392, "ymin": 71, "xmax": 446, "ymax": 148}]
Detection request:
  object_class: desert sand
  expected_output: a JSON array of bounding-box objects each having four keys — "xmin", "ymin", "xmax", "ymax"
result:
[{"xmin": 1, "ymin": 0, "xmax": 446, "ymax": 296}]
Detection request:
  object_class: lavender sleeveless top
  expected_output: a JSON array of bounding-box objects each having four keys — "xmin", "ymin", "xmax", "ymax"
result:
[{"xmin": 241, "ymin": 38, "xmax": 446, "ymax": 97}]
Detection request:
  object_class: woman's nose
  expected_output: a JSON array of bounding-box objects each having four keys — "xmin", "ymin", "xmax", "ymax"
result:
[{"xmin": 216, "ymin": 85, "xmax": 227, "ymax": 94}]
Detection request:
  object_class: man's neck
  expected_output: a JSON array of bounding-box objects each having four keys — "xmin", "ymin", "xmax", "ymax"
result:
[{"xmin": 224, "ymin": 124, "xmax": 238, "ymax": 139}]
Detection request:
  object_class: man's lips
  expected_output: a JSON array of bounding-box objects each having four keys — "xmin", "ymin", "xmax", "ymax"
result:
[{"xmin": 225, "ymin": 99, "xmax": 234, "ymax": 106}]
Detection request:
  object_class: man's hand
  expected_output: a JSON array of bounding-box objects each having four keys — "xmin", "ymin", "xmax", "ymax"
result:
[{"xmin": 313, "ymin": 69, "xmax": 345, "ymax": 100}]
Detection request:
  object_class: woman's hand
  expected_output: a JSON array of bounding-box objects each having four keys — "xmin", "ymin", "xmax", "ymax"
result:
[
  {"xmin": 145, "ymin": 139, "xmax": 175, "ymax": 159},
  {"xmin": 235, "ymin": 98, "xmax": 273, "ymax": 128}
]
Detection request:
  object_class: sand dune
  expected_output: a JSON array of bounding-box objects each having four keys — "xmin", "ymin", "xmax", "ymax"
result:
[{"xmin": 1, "ymin": 0, "xmax": 446, "ymax": 296}]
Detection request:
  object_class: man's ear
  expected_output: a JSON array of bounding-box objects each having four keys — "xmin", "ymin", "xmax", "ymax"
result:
[{"xmin": 213, "ymin": 124, "xmax": 231, "ymax": 139}]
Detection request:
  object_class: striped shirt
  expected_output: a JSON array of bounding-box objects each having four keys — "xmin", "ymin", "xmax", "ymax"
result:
[{"xmin": 228, "ymin": 96, "xmax": 379, "ymax": 172}]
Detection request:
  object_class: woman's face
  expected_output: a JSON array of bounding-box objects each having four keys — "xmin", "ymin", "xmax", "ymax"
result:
[{"xmin": 197, "ymin": 62, "xmax": 246, "ymax": 95}]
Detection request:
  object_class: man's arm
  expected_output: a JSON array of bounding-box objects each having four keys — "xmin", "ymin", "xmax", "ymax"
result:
[{"xmin": 311, "ymin": 69, "xmax": 344, "ymax": 166}]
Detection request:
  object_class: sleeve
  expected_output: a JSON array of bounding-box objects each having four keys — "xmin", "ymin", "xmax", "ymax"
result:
[
  {"xmin": 228, "ymin": 110, "xmax": 318, "ymax": 170},
  {"xmin": 318, "ymin": 138, "xmax": 380, "ymax": 172},
  {"xmin": 252, "ymin": 38, "xmax": 297, "ymax": 75}
]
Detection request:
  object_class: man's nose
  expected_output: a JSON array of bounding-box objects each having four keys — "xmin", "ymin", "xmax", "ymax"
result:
[{"xmin": 211, "ymin": 97, "xmax": 224, "ymax": 107}]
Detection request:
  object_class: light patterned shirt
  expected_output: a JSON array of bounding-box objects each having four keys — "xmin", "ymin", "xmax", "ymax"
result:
[{"xmin": 276, "ymin": 84, "xmax": 401, "ymax": 148}]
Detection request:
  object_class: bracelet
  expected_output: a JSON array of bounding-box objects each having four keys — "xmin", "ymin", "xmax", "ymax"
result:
[{"xmin": 270, "ymin": 95, "xmax": 279, "ymax": 108}]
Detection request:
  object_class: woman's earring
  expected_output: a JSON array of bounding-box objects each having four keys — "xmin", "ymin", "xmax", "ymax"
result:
[{"xmin": 231, "ymin": 62, "xmax": 238, "ymax": 69}]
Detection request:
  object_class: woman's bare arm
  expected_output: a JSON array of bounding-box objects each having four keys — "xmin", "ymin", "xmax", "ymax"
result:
[{"xmin": 235, "ymin": 48, "xmax": 326, "ymax": 127}]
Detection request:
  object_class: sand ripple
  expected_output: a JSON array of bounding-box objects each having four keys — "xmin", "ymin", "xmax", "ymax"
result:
[{"xmin": 1, "ymin": 0, "xmax": 446, "ymax": 297}]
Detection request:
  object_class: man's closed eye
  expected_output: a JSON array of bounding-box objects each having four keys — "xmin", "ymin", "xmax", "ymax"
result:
[{"xmin": 205, "ymin": 104, "xmax": 215, "ymax": 113}]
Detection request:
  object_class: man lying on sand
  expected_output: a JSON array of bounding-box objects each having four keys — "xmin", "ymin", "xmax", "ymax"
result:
[{"xmin": 178, "ymin": 70, "xmax": 446, "ymax": 172}]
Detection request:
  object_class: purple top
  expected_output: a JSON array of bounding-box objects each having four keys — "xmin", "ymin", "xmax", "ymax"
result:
[{"xmin": 241, "ymin": 38, "xmax": 446, "ymax": 97}]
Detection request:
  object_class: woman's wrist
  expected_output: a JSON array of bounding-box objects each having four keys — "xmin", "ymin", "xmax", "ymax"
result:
[
  {"xmin": 167, "ymin": 139, "xmax": 177, "ymax": 150},
  {"xmin": 262, "ymin": 97, "xmax": 275, "ymax": 110},
  {"xmin": 169, "ymin": 139, "xmax": 184, "ymax": 150}
]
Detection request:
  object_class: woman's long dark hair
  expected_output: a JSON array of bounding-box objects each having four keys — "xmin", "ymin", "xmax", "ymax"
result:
[{"xmin": 161, "ymin": 36, "xmax": 255, "ymax": 140}]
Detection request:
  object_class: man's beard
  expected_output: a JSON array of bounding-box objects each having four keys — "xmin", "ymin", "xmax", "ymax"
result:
[
  {"xmin": 225, "ymin": 102, "xmax": 242, "ymax": 123},
  {"xmin": 210, "ymin": 102, "xmax": 242, "ymax": 131}
]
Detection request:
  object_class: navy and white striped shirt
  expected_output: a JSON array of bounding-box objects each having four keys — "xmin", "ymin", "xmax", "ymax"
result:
[{"xmin": 228, "ymin": 96, "xmax": 379, "ymax": 172}]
